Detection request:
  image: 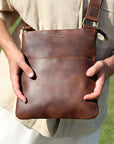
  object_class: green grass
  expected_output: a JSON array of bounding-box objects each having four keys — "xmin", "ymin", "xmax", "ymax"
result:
[
  {"xmin": 99, "ymin": 75, "xmax": 114, "ymax": 144},
  {"xmin": 8, "ymin": 17, "xmax": 21, "ymax": 34}
]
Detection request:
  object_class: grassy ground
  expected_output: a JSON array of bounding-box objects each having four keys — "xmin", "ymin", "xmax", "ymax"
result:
[{"xmin": 99, "ymin": 75, "xmax": 114, "ymax": 144}]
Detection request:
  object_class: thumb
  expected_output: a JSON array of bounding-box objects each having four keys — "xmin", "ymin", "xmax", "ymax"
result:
[
  {"xmin": 19, "ymin": 61, "xmax": 34, "ymax": 78},
  {"xmin": 86, "ymin": 61, "xmax": 104, "ymax": 77}
]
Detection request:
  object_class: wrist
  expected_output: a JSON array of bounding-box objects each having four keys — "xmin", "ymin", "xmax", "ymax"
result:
[
  {"xmin": 3, "ymin": 42, "xmax": 17, "ymax": 55},
  {"xmin": 3, "ymin": 42, "xmax": 21, "ymax": 64},
  {"xmin": 104, "ymin": 55, "xmax": 114, "ymax": 77}
]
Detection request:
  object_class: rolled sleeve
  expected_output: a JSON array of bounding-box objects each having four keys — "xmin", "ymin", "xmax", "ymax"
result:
[
  {"xmin": 0, "ymin": 0, "xmax": 14, "ymax": 20},
  {"xmin": 0, "ymin": 0, "xmax": 19, "ymax": 28},
  {"xmin": 0, "ymin": 0, "xmax": 14, "ymax": 11}
]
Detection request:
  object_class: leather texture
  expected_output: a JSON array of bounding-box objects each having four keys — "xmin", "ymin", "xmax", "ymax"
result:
[
  {"xmin": 16, "ymin": 27, "xmax": 98, "ymax": 119},
  {"xmin": 85, "ymin": 0, "xmax": 102, "ymax": 22},
  {"xmin": 16, "ymin": 0, "xmax": 103, "ymax": 119}
]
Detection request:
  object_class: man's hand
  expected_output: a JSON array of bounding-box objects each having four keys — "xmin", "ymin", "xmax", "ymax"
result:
[
  {"xmin": 0, "ymin": 19, "xmax": 34, "ymax": 103},
  {"xmin": 84, "ymin": 56, "xmax": 114, "ymax": 100},
  {"xmin": 7, "ymin": 48, "xmax": 34, "ymax": 103}
]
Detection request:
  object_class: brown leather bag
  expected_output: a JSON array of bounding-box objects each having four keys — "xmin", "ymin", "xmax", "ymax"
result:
[{"xmin": 16, "ymin": 0, "xmax": 103, "ymax": 119}]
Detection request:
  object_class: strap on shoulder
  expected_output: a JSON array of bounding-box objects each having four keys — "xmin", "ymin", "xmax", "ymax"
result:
[
  {"xmin": 24, "ymin": 0, "xmax": 103, "ymax": 31},
  {"xmin": 85, "ymin": 0, "xmax": 103, "ymax": 22}
]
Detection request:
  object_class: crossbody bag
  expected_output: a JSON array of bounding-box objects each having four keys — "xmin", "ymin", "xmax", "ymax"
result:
[{"xmin": 16, "ymin": 0, "xmax": 107, "ymax": 119}]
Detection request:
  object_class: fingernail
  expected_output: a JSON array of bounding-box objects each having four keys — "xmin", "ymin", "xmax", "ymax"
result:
[
  {"xmin": 29, "ymin": 72, "xmax": 33, "ymax": 77},
  {"xmin": 84, "ymin": 95, "xmax": 89, "ymax": 100},
  {"xmin": 22, "ymin": 97, "xmax": 26, "ymax": 103},
  {"xmin": 86, "ymin": 70, "xmax": 92, "ymax": 76}
]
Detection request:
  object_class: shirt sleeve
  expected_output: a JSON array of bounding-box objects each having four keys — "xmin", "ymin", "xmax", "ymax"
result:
[{"xmin": 0, "ymin": 0, "xmax": 19, "ymax": 28}]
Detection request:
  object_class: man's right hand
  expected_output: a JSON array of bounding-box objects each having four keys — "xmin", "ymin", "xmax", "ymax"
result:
[
  {"xmin": 0, "ymin": 19, "xmax": 34, "ymax": 103},
  {"xmin": 7, "ymin": 48, "xmax": 34, "ymax": 103}
]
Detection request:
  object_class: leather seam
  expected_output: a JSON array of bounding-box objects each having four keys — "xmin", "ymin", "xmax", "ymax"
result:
[{"xmin": 24, "ymin": 57, "xmax": 96, "ymax": 61}]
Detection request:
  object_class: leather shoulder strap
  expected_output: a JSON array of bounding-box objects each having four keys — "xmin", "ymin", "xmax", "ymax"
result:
[
  {"xmin": 85, "ymin": 0, "xmax": 102, "ymax": 22},
  {"xmin": 24, "ymin": 0, "xmax": 103, "ymax": 31},
  {"xmin": 24, "ymin": 23, "xmax": 35, "ymax": 31}
]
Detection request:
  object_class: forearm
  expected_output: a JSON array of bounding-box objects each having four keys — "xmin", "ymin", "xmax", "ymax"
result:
[
  {"xmin": 0, "ymin": 19, "xmax": 34, "ymax": 102},
  {"xmin": 104, "ymin": 54, "xmax": 114, "ymax": 77},
  {"xmin": 0, "ymin": 19, "xmax": 17, "ymax": 56}
]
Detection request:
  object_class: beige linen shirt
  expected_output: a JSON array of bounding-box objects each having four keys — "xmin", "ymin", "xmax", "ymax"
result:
[{"xmin": 0, "ymin": 0, "xmax": 114, "ymax": 137}]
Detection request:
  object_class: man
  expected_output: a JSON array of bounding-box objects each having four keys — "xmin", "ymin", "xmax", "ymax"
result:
[{"xmin": 0, "ymin": 0, "xmax": 114, "ymax": 143}]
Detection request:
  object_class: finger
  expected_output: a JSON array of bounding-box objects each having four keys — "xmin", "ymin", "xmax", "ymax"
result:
[
  {"xmin": 84, "ymin": 73, "xmax": 105, "ymax": 100},
  {"xmin": 19, "ymin": 61, "xmax": 34, "ymax": 78},
  {"xmin": 86, "ymin": 61, "xmax": 104, "ymax": 77},
  {"xmin": 11, "ymin": 74, "xmax": 26, "ymax": 103}
]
